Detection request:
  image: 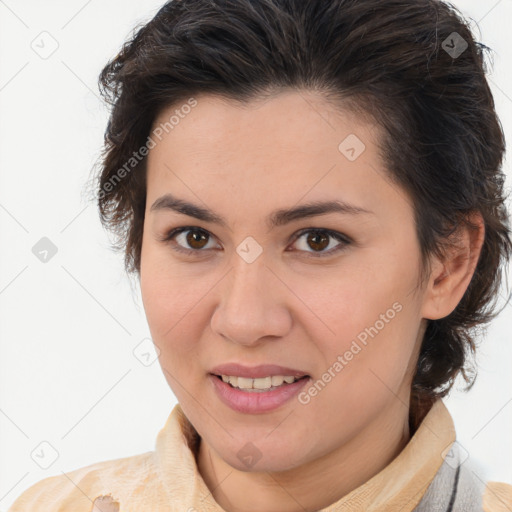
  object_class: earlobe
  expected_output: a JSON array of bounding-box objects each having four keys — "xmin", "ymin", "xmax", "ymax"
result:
[{"xmin": 421, "ymin": 212, "xmax": 485, "ymax": 321}]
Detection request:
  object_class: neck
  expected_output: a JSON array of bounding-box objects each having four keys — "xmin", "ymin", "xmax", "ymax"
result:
[{"xmin": 196, "ymin": 399, "xmax": 411, "ymax": 512}]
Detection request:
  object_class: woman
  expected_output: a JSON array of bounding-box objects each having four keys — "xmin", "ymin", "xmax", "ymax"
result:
[{"xmin": 8, "ymin": 0, "xmax": 512, "ymax": 510}]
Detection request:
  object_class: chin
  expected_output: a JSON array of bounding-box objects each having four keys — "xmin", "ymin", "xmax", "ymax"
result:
[{"xmin": 220, "ymin": 441, "xmax": 306, "ymax": 473}]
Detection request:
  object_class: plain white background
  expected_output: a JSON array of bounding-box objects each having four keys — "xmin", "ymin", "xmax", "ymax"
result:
[{"xmin": 0, "ymin": 1, "xmax": 511, "ymax": 509}]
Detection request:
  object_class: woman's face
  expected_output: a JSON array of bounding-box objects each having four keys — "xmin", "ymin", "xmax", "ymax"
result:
[{"xmin": 140, "ymin": 91, "xmax": 430, "ymax": 472}]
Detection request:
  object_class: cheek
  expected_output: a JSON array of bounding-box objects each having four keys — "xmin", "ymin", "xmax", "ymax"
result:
[
  {"xmin": 140, "ymin": 264, "xmax": 208, "ymax": 398},
  {"xmin": 140, "ymin": 247, "xmax": 217, "ymax": 364},
  {"xmin": 295, "ymin": 257, "xmax": 420, "ymax": 391},
  {"xmin": 140, "ymin": 237, "xmax": 186, "ymax": 327},
  {"xmin": 291, "ymin": 259, "xmax": 409, "ymax": 344},
  {"xmin": 141, "ymin": 272, "xmax": 201, "ymax": 342}
]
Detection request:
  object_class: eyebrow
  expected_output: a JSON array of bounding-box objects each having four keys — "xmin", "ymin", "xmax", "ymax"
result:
[{"xmin": 149, "ymin": 193, "xmax": 374, "ymax": 230}]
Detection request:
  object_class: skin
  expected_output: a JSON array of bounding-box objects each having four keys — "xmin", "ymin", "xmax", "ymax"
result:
[{"xmin": 139, "ymin": 90, "xmax": 485, "ymax": 512}]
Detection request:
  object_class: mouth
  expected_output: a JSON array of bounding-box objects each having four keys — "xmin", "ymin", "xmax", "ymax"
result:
[
  {"xmin": 210, "ymin": 373, "xmax": 310, "ymax": 392},
  {"xmin": 209, "ymin": 372, "xmax": 311, "ymax": 414}
]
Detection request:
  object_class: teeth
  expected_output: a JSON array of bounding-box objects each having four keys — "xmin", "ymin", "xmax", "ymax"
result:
[
  {"xmin": 219, "ymin": 374, "xmax": 303, "ymax": 391},
  {"xmin": 237, "ymin": 377, "xmax": 254, "ymax": 389},
  {"xmin": 272, "ymin": 376, "xmax": 285, "ymax": 387}
]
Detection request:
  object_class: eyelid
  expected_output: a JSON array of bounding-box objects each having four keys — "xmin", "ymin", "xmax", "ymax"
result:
[{"xmin": 160, "ymin": 226, "xmax": 352, "ymax": 258}]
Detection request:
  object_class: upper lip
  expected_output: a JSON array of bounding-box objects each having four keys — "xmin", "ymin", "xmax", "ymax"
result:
[{"xmin": 210, "ymin": 363, "xmax": 309, "ymax": 379}]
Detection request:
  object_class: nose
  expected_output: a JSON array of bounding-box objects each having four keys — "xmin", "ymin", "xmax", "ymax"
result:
[{"xmin": 210, "ymin": 255, "xmax": 292, "ymax": 347}]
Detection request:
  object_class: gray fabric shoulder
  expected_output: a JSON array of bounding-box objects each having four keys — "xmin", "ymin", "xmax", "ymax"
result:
[{"xmin": 413, "ymin": 441, "xmax": 486, "ymax": 512}]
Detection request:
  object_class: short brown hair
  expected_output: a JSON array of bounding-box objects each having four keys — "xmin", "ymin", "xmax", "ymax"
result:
[{"xmin": 90, "ymin": 0, "xmax": 512, "ymax": 416}]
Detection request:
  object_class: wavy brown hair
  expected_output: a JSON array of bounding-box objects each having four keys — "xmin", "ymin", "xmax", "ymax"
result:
[{"xmin": 88, "ymin": 0, "xmax": 512, "ymax": 421}]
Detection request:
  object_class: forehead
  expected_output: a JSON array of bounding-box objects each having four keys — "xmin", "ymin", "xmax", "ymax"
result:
[
  {"xmin": 148, "ymin": 91, "xmax": 380, "ymax": 179},
  {"xmin": 151, "ymin": 90, "xmax": 375, "ymax": 147},
  {"xmin": 145, "ymin": 91, "xmax": 412, "ymax": 227}
]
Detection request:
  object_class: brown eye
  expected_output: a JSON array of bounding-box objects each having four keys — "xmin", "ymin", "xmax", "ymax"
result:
[
  {"xmin": 291, "ymin": 228, "xmax": 351, "ymax": 257},
  {"xmin": 161, "ymin": 226, "xmax": 351, "ymax": 259},
  {"xmin": 305, "ymin": 231, "xmax": 329, "ymax": 251},
  {"xmin": 161, "ymin": 227, "xmax": 219, "ymax": 255},
  {"xmin": 184, "ymin": 229, "xmax": 209, "ymax": 249}
]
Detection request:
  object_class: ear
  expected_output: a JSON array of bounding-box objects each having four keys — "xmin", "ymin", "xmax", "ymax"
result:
[{"xmin": 421, "ymin": 212, "xmax": 485, "ymax": 320}]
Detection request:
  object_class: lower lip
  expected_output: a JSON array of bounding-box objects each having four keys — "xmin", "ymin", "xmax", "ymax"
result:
[{"xmin": 209, "ymin": 374, "xmax": 311, "ymax": 414}]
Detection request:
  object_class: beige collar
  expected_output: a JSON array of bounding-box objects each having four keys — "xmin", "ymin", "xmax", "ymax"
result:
[{"xmin": 154, "ymin": 399, "xmax": 455, "ymax": 511}]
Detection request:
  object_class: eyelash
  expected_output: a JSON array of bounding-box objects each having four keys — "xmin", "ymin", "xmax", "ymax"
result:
[{"xmin": 159, "ymin": 226, "xmax": 352, "ymax": 258}]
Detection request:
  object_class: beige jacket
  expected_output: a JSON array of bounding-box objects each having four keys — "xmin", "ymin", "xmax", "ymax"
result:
[{"xmin": 7, "ymin": 399, "xmax": 512, "ymax": 511}]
